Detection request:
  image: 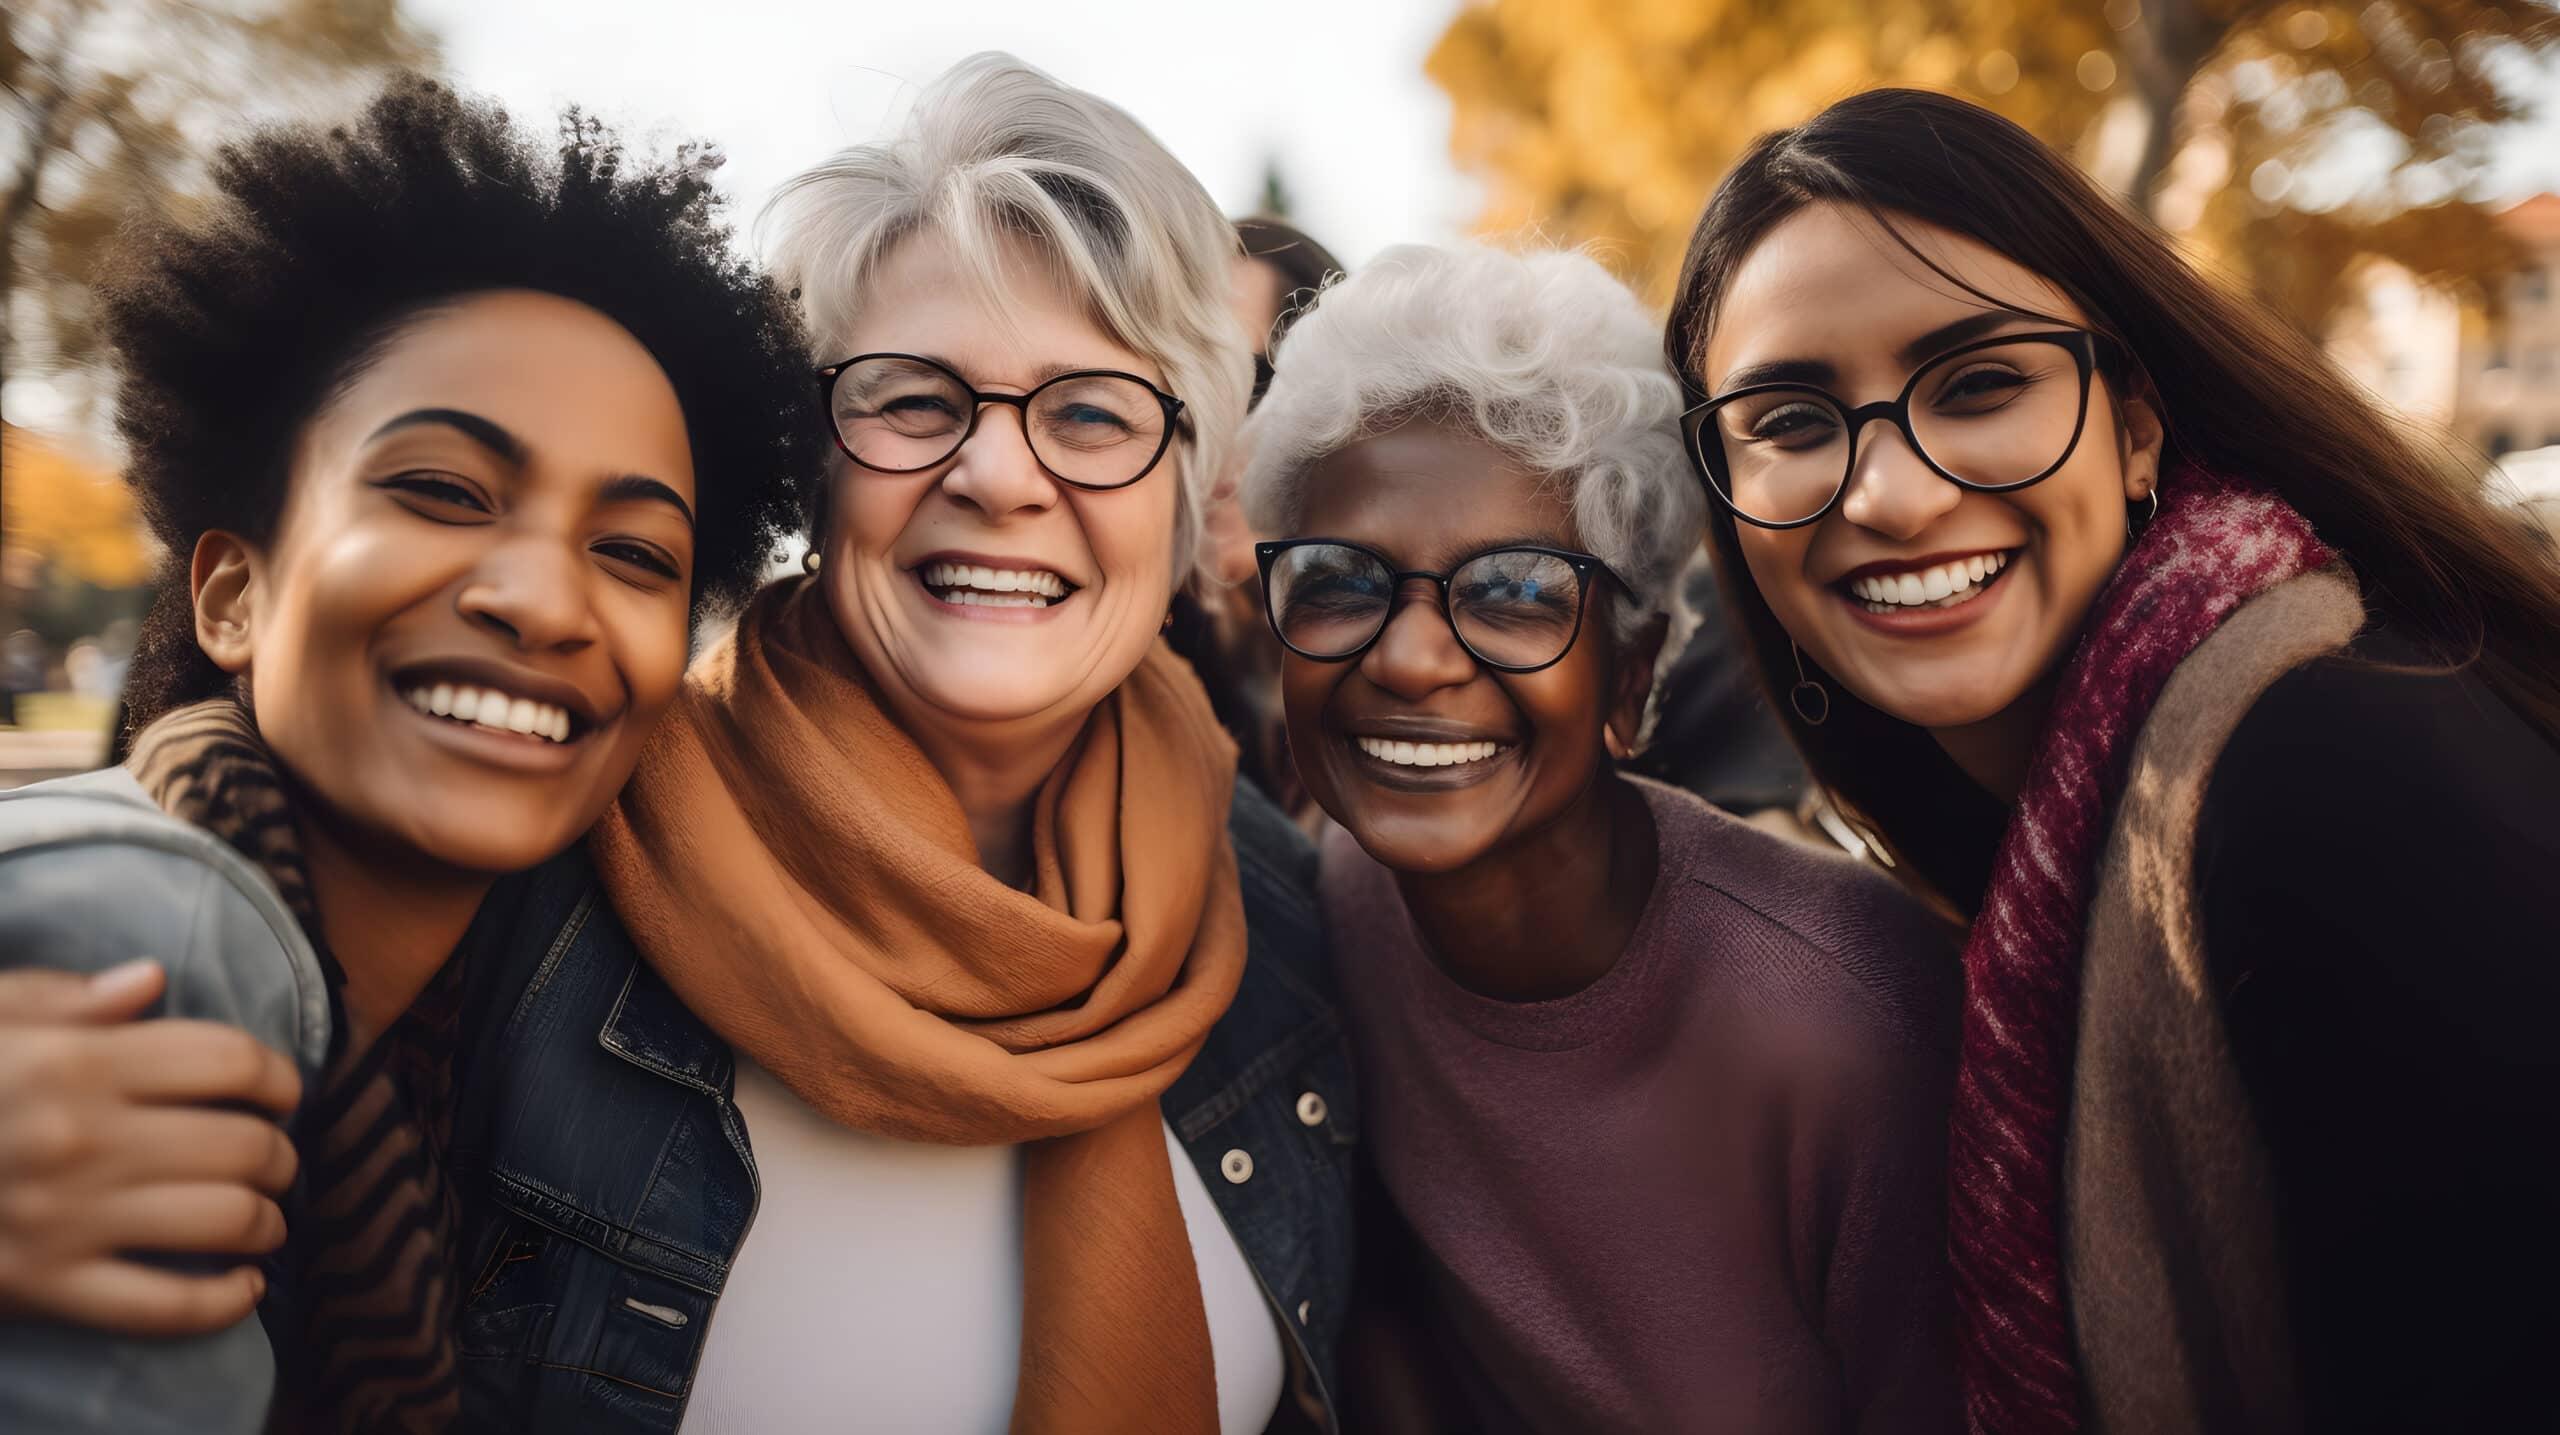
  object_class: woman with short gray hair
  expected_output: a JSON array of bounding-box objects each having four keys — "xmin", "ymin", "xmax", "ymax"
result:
[
  {"xmin": 1243, "ymin": 241, "xmax": 1963, "ymax": 1432},
  {"xmin": 430, "ymin": 54, "xmax": 1354, "ymax": 1433}
]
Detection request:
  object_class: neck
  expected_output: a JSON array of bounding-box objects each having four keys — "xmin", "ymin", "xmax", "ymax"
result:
[
  {"xmin": 295, "ymin": 812, "xmax": 492, "ymax": 1054},
  {"xmin": 1394, "ymin": 772, "xmax": 1659, "ymax": 1002},
  {"xmin": 904, "ymin": 709, "xmax": 1093, "ymax": 889},
  {"xmin": 1930, "ymin": 672, "xmax": 2061, "ymax": 802}
]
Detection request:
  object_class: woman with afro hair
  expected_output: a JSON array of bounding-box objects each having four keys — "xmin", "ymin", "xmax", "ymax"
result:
[{"xmin": 0, "ymin": 74, "xmax": 820, "ymax": 1433}]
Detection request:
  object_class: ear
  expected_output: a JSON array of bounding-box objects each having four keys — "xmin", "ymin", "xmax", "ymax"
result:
[
  {"xmin": 2118, "ymin": 389, "xmax": 2166, "ymax": 504},
  {"xmin": 190, "ymin": 531, "xmax": 260, "ymax": 677},
  {"xmin": 1602, "ymin": 610, "xmax": 1671, "ymax": 762}
]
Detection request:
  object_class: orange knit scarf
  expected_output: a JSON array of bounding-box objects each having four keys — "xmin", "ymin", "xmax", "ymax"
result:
[{"xmin": 591, "ymin": 578, "xmax": 1246, "ymax": 1432}]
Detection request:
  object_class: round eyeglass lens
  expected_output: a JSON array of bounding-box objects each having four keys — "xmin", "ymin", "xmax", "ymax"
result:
[
  {"xmin": 1450, "ymin": 549, "xmax": 1585, "ymax": 669},
  {"xmin": 1905, "ymin": 337, "xmax": 2089, "ymax": 491},
  {"xmin": 1266, "ymin": 544, "xmax": 1393, "ymax": 658},
  {"xmin": 830, "ymin": 357, "xmax": 971, "ymax": 473},
  {"xmin": 1702, "ymin": 390, "xmax": 1853, "ymax": 526},
  {"xmin": 1024, "ymin": 373, "xmax": 1170, "ymax": 488}
]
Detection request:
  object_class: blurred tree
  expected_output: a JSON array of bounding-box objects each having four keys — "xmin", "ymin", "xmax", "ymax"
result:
[
  {"xmin": 1428, "ymin": 0, "xmax": 2560, "ymax": 328},
  {"xmin": 1, "ymin": 422, "xmax": 146, "ymax": 589},
  {"xmin": 1, "ymin": 0, "xmax": 435, "ymax": 410}
]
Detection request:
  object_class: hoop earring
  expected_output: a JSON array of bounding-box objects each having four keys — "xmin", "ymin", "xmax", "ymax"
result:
[
  {"xmin": 2127, "ymin": 487, "xmax": 2161, "ymax": 539},
  {"xmin": 1789, "ymin": 642, "xmax": 1830, "ymax": 727}
]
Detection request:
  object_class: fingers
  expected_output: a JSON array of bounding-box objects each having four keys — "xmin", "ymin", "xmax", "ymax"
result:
[
  {"xmin": 90, "ymin": 1183, "xmax": 287, "ymax": 1259},
  {"xmin": 17, "ymin": 1259, "xmax": 267, "ymax": 1338},
  {"xmin": 101, "ymin": 1109, "xmax": 300, "ymax": 1196},
  {"xmin": 103, "ymin": 1020, "xmax": 302, "ymax": 1117},
  {"xmin": 0, "ymin": 960, "xmax": 166, "ymax": 1025}
]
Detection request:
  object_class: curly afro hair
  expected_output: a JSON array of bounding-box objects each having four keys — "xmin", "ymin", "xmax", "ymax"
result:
[{"xmin": 106, "ymin": 73, "xmax": 823, "ymax": 735}]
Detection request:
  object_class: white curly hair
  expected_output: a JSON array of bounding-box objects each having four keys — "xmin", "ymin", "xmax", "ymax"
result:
[
  {"xmin": 761, "ymin": 52, "xmax": 1249, "ymax": 575},
  {"xmin": 1239, "ymin": 243, "xmax": 1703, "ymax": 639}
]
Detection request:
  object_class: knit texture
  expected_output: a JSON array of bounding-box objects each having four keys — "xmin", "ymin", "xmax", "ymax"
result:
[{"xmin": 1946, "ymin": 469, "xmax": 2331, "ymax": 1433}]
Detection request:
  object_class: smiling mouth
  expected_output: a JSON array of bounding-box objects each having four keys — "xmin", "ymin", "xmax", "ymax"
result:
[
  {"xmin": 918, "ymin": 561, "xmax": 1078, "ymax": 609},
  {"xmin": 1353, "ymin": 736, "xmax": 1510, "ymax": 769},
  {"xmin": 397, "ymin": 681, "xmax": 582, "ymax": 745},
  {"xmin": 1840, "ymin": 549, "xmax": 2017, "ymax": 615}
]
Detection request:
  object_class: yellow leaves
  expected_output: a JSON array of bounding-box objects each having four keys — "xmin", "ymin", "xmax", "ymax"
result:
[
  {"xmin": 1, "ymin": 424, "xmax": 152, "ymax": 589},
  {"xmin": 1426, "ymin": 0, "xmax": 2547, "ymax": 331}
]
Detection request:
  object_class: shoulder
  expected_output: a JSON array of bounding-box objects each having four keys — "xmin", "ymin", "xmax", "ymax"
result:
[
  {"xmin": 0, "ymin": 768, "xmax": 329, "ymax": 1073},
  {"xmin": 1636, "ymin": 776, "xmax": 1962, "ymax": 1053},
  {"xmin": 2198, "ymin": 628, "xmax": 2560, "ymax": 939}
]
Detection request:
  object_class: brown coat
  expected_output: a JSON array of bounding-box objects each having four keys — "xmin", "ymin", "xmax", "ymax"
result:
[{"xmin": 2063, "ymin": 566, "xmax": 2366, "ymax": 1434}]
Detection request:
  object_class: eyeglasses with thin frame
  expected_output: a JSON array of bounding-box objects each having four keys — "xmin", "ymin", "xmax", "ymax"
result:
[
  {"xmin": 818, "ymin": 352, "xmax": 1190, "ymax": 492},
  {"xmin": 1255, "ymin": 538, "xmax": 1623, "ymax": 675},
  {"xmin": 1680, "ymin": 328, "xmax": 2123, "ymax": 530}
]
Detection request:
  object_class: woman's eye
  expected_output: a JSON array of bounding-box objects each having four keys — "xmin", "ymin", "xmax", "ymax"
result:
[
  {"xmin": 1750, "ymin": 404, "xmax": 1838, "ymax": 448},
  {"xmin": 595, "ymin": 541, "xmax": 681, "ymax": 580},
  {"xmin": 379, "ymin": 472, "xmax": 492, "ymax": 516},
  {"xmin": 1936, "ymin": 366, "xmax": 2030, "ymax": 410}
]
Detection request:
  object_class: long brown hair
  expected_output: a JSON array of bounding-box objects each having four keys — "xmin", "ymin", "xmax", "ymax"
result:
[{"xmin": 1663, "ymin": 87, "xmax": 2560, "ymax": 913}]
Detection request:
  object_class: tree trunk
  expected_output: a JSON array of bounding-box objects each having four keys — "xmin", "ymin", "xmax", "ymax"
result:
[{"xmin": 2121, "ymin": 0, "xmax": 2232, "ymax": 216}]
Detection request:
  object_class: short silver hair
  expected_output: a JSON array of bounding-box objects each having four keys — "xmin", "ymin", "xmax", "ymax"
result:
[
  {"xmin": 1240, "ymin": 243, "xmax": 1703, "ymax": 639},
  {"xmin": 762, "ymin": 52, "xmax": 1248, "ymax": 574}
]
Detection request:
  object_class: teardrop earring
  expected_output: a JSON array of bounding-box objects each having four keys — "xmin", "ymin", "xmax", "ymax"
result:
[{"xmin": 1789, "ymin": 642, "xmax": 1830, "ymax": 727}]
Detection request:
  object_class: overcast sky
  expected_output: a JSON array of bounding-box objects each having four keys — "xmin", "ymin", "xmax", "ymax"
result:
[{"xmin": 406, "ymin": 0, "xmax": 1483, "ymax": 270}]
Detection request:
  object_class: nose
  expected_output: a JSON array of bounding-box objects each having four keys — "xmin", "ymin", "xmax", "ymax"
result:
[
  {"xmin": 1836, "ymin": 419, "xmax": 1963, "ymax": 541},
  {"xmin": 938, "ymin": 401, "xmax": 1061, "ymax": 520},
  {"xmin": 456, "ymin": 533, "xmax": 602, "ymax": 652},
  {"xmin": 1357, "ymin": 582, "xmax": 1477, "ymax": 701}
]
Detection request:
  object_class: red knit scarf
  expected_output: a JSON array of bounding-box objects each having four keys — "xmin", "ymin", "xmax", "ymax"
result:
[{"xmin": 1947, "ymin": 467, "xmax": 2333, "ymax": 1433}]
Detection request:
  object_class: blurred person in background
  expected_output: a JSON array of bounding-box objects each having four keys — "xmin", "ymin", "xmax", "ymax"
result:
[
  {"xmin": 1668, "ymin": 87, "xmax": 2560, "ymax": 1435},
  {"xmin": 0, "ymin": 75, "xmax": 816, "ymax": 1434},
  {"xmin": 1167, "ymin": 214, "xmax": 1351, "ymax": 822},
  {"xmin": 1247, "ymin": 241, "xmax": 1961, "ymax": 1434}
]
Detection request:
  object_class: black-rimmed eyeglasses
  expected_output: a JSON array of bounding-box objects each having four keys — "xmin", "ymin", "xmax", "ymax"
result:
[
  {"xmin": 1255, "ymin": 539, "xmax": 1621, "ymax": 674},
  {"xmin": 818, "ymin": 352, "xmax": 1189, "ymax": 491},
  {"xmin": 1681, "ymin": 328, "xmax": 2122, "ymax": 529}
]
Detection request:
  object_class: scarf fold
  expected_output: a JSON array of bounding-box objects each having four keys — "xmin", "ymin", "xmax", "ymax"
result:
[
  {"xmin": 1945, "ymin": 469, "xmax": 2334, "ymax": 1434},
  {"xmin": 592, "ymin": 577, "xmax": 1246, "ymax": 1433},
  {"xmin": 128, "ymin": 699, "xmax": 465, "ymax": 1435}
]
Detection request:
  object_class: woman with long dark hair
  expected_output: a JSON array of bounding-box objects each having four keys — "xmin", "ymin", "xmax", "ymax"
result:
[{"xmin": 1663, "ymin": 88, "xmax": 2560, "ymax": 1434}]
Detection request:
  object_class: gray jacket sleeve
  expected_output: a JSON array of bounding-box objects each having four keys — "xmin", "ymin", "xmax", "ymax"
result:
[{"xmin": 0, "ymin": 767, "xmax": 329, "ymax": 1435}]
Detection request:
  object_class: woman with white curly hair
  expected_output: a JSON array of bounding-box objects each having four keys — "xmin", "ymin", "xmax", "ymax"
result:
[{"xmin": 1243, "ymin": 243, "xmax": 1963, "ymax": 1433}]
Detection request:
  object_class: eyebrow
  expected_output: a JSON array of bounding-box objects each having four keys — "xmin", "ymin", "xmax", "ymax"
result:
[
  {"xmin": 598, "ymin": 474, "xmax": 697, "ymax": 528},
  {"xmin": 366, "ymin": 408, "xmax": 693, "ymax": 526},
  {"xmin": 1715, "ymin": 309, "xmax": 2046, "ymax": 395},
  {"xmin": 920, "ymin": 354, "xmax": 1141, "ymax": 387},
  {"xmin": 366, "ymin": 407, "xmax": 524, "ymax": 463}
]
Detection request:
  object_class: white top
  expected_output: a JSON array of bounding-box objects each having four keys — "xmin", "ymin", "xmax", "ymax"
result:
[{"xmin": 678, "ymin": 1057, "xmax": 1286, "ymax": 1435}]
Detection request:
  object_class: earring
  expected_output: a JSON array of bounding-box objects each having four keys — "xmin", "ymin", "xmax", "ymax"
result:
[
  {"xmin": 1161, "ymin": 607, "xmax": 1175, "ymax": 633},
  {"xmin": 2126, "ymin": 487, "xmax": 2161, "ymax": 540},
  {"xmin": 803, "ymin": 548, "xmax": 822, "ymax": 573},
  {"xmin": 1788, "ymin": 642, "xmax": 1830, "ymax": 727}
]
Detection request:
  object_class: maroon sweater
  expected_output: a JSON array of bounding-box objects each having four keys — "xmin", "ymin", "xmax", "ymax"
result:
[{"xmin": 1321, "ymin": 777, "xmax": 1962, "ymax": 1434}]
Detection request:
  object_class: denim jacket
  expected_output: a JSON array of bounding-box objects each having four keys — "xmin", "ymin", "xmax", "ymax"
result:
[
  {"xmin": 0, "ymin": 767, "xmax": 331, "ymax": 1435},
  {"xmin": 446, "ymin": 778, "xmax": 1357, "ymax": 1433}
]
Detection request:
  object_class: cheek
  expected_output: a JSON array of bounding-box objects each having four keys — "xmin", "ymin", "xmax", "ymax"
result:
[
  {"xmin": 833, "ymin": 475, "xmax": 932, "ymax": 560},
  {"xmin": 1733, "ymin": 527, "xmax": 1823, "ymax": 634}
]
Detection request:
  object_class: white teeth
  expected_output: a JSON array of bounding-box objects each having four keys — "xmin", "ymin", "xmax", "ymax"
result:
[
  {"xmin": 1354, "ymin": 736, "xmax": 1505, "ymax": 768},
  {"xmin": 922, "ymin": 562, "xmax": 1068, "ymax": 601},
  {"xmin": 401, "ymin": 684, "xmax": 576, "ymax": 744},
  {"xmin": 1849, "ymin": 551, "xmax": 2011, "ymax": 611}
]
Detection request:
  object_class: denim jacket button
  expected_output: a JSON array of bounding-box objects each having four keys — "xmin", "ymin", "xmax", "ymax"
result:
[
  {"xmin": 1220, "ymin": 1148, "xmax": 1255, "ymax": 1184},
  {"xmin": 1294, "ymin": 1091, "xmax": 1327, "ymax": 1127}
]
